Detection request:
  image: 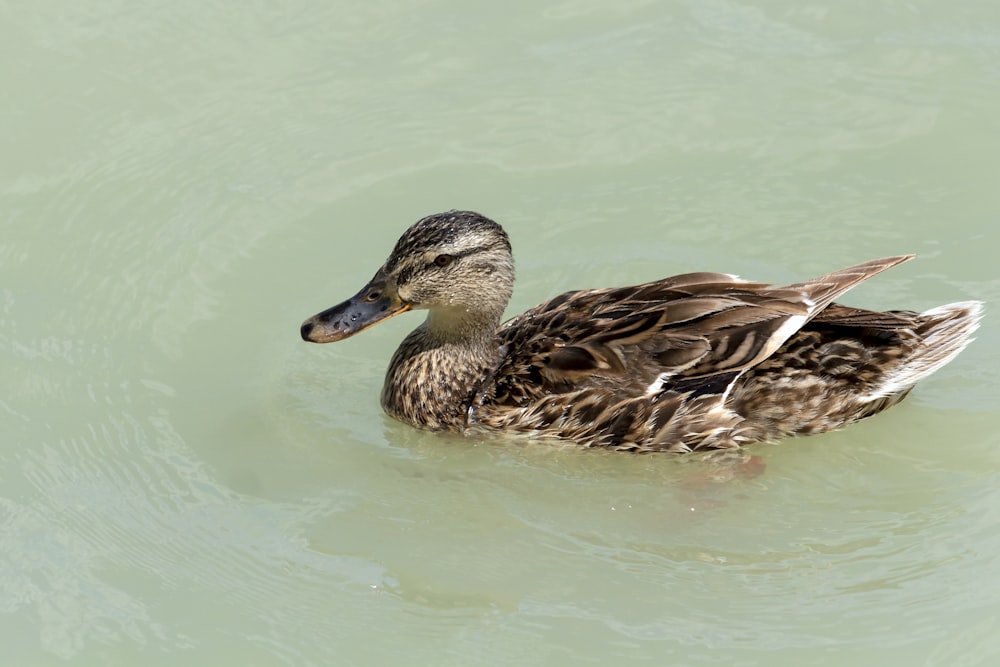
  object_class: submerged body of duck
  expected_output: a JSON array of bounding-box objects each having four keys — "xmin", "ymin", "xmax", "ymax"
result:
[{"xmin": 301, "ymin": 211, "xmax": 981, "ymax": 452}]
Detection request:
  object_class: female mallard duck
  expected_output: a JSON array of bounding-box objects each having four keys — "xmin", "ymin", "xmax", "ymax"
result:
[{"xmin": 300, "ymin": 211, "xmax": 982, "ymax": 452}]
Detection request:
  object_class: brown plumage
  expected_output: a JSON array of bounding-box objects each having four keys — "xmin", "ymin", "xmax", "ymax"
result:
[{"xmin": 300, "ymin": 210, "xmax": 982, "ymax": 452}]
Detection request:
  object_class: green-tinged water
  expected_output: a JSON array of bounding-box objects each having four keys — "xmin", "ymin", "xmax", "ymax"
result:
[{"xmin": 3, "ymin": 1, "xmax": 999, "ymax": 665}]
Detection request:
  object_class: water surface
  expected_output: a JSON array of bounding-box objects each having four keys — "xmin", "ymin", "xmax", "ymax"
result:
[{"xmin": 3, "ymin": 1, "xmax": 999, "ymax": 665}]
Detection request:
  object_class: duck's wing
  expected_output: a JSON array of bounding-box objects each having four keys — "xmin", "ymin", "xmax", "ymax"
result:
[{"xmin": 487, "ymin": 256, "xmax": 914, "ymax": 406}]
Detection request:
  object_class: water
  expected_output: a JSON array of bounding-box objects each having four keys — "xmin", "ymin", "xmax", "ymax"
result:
[{"xmin": 3, "ymin": 1, "xmax": 999, "ymax": 664}]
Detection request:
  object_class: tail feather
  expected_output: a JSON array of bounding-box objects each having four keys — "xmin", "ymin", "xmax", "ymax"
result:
[
  {"xmin": 783, "ymin": 255, "xmax": 916, "ymax": 321},
  {"xmin": 866, "ymin": 300, "xmax": 984, "ymax": 400}
]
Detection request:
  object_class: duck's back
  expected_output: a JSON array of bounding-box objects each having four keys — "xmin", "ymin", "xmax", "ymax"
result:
[{"xmin": 469, "ymin": 265, "xmax": 981, "ymax": 452}]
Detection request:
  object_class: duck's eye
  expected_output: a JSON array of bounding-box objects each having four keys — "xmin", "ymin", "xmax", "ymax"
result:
[{"xmin": 434, "ymin": 254, "xmax": 453, "ymax": 267}]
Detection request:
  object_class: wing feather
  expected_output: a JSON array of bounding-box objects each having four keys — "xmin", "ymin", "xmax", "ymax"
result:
[{"xmin": 487, "ymin": 256, "xmax": 913, "ymax": 408}]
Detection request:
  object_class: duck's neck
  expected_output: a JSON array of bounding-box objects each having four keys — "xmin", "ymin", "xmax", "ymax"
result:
[{"xmin": 380, "ymin": 308, "xmax": 502, "ymax": 430}]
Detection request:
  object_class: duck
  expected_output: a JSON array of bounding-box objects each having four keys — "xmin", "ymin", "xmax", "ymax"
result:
[{"xmin": 300, "ymin": 210, "xmax": 982, "ymax": 452}]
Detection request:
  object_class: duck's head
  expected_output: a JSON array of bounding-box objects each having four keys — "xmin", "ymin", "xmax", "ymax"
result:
[{"xmin": 300, "ymin": 210, "xmax": 514, "ymax": 344}]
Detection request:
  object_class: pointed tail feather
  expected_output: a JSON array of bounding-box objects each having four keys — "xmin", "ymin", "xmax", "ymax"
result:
[
  {"xmin": 783, "ymin": 255, "xmax": 916, "ymax": 320},
  {"xmin": 866, "ymin": 300, "xmax": 984, "ymax": 400}
]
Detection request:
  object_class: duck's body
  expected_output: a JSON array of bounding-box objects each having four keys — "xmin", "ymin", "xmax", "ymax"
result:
[{"xmin": 301, "ymin": 211, "xmax": 982, "ymax": 452}]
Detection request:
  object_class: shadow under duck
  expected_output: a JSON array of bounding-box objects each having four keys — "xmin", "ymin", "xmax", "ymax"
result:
[{"xmin": 300, "ymin": 211, "xmax": 982, "ymax": 453}]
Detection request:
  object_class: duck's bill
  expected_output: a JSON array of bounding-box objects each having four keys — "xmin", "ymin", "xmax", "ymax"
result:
[{"xmin": 300, "ymin": 280, "xmax": 411, "ymax": 343}]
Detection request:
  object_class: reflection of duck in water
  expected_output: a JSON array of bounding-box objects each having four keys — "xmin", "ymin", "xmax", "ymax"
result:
[{"xmin": 301, "ymin": 211, "xmax": 982, "ymax": 453}]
